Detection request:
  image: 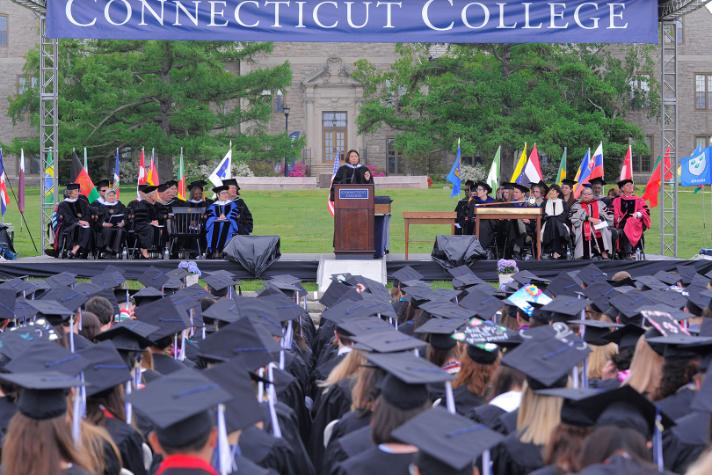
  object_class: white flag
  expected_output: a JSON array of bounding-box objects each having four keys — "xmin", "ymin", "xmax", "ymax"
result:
[{"xmin": 208, "ymin": 144, "xmax": 232, "ymax": 188}]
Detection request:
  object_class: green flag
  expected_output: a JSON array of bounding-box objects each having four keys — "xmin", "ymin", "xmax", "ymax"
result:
[
  {"xmin": 556, "ymin": 147, "xmax": 567, "ymax": 185},
  {"xmin": 487, "ymin": 146, "xmax": 501, "ymax": 195}
]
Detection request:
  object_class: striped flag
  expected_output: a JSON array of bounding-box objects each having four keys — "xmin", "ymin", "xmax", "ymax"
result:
[
  {"xmin": 0, "ymin": 149, "xmax": 11, "ymax": 216},
  {"xmin": 556, "ymin": 147, "xmax": 567, "ymax": 185},
  {"xmin": 517, "ymin": 143, "xmax": 543, "ymax": 186},
  {"xmin": 208, "ymin": 143, "xmax": 233, "ymax": 188},
  {"xmin": 177, "ymin": 147, "xmax": 186, "ymax": 200},
  {"xmin": 327, "ymin": 148, "xmax": 340, "ymax": 217},
  {"xmin": 113, "ymin": 148, "xmax": 121, "ymax": 200},
  {"xmin": 510, "ymin": 143, "xmax": 528, "ymax": 182},
  {"xmin": 147, "ymin": 148, "xmax": 160, "ymax": 186},
  {"xmin": 72, "ymin": 150, "xmax": 100, "ymax": 203},
  {"xmin": 18, "ymin": 149, "xmax": 25, "ymax": 213}
]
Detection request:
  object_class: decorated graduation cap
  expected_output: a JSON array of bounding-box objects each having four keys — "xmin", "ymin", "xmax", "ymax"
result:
[
  {"xmin": 131, "ymin": 368, "xmax": 231, "ymax": 449},
  {"xmin": 78, "ymin": 341, "xmax": 130, "ymax": 397},
  {"xmin": 0, "ymin": 371, "xmax": 84, "ymax": 421},
  {"xmin": 392, "ymin": 407, "xmax": 504, "ymax": 475},
  {"xmin": 503, "ymin": 285, "xmax": 552, "ymax": 318},
  {"xmin": 353, "ymin": 330, "xmax": 427, "ymax": 354},
  {"xmin": 95, "ymin": 319, "xmax": 159, "ymax": 353},
  {"xmin": 458, "ymin": 290, "xmax": 504, "ymax": 320},
  {"xmin": 502, "ymin": 333, "xmax": 590, "ymax": 389}
]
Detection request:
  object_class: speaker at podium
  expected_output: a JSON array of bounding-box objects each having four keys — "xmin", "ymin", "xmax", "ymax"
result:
[{"xmin": 333, "ymin": 184, "xmax": 375, "ymax": 256}]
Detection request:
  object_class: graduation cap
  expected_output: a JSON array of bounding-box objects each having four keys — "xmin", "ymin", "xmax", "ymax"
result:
[
  {"xmin": 321, "ymin": 297, "xmax": 396, "ymax": 324},
  {"xmin": 447, "ymin": 265, "xmax": 485, "ymax": 289},
  {"xmin": 0, "ymin": 289, "xmax": 17, "ymax": 319},
  {"xmin": 221, "ymin": 178, "xmax": 239, "ymax": 188},
  {"xmin": 256, "ymin": 290, "xmax": 307, "ymax": 322},
  {"xmin": 198, "ymin": 317, "xmax": 280, "ymax": 369},
  {"xmin": 91, "ymin": 271, "xmax": 126, "ymax": 290},
  {"xmin": 132, "ymin": 287, "xmax": 164, "ymax": 305},
  {"xmin": 78, "ymin": 341, "xmax": 131, "ymax": 397},
  {"xmin": 577, "ymin": 264, "xmax": 607, "ymax": 287},
  {"xmin": 234, "ymin": 295, "xmax": 298, "ymax": 323},
  {"xmin": 319, "ymin": 279, "xmax": 357, "ymax": 308},
  {"xmin": 392, "ymin": 407, "xmax": 504, "ymax": 474},
  {"xmin": 503, "ymin": 285, "xmax": 553, "ymax": 318},
  {"xmin": 138, "ymin": 184, "xmax": 157, "ymax": 194},
  {"xmin": 545, "ymin": 273, "xmax": 583, "ymax": 298},
  {"xmin": 567, "ymin": 320, "xmax": 623, "ymax": 346},
  {"xmin": 653, "ymin": 270, "xmax": 681, "ymax": 286},
  {"xmin": 457, "ymin": 290, "xmax": 504, "ymax": 320},
  {"xmin": 26, "ymin": 300, "xmax": 74, "ymax": 324},
  {"xmin": 40, "ymin": 287, "xmax": 88, "ymax": 315},
  {"xmin": 130, "ymin": 368, "xmax": 231, "ymax": 448},
  {"xmin": 603, "ymin": 324, "xmax": 643, "ymax": 352},
  {"xmin": 691, "ymin": 273, "xmax": 710, "ymax": 289},
  {"xmin": 502, "ymin": 335, "xmax": 590, "ymax": 389},
  {"xmin": 95, "ymin": 179, "xmax": 111, "ymax": 188},
  {"xmin": 645, "ymin": 334, "xmax": 712, "ymax": 360},
  {"xmin": 166, "ymin": 268, "xmax": 189, "ymax": 282},
  {"xmin": 345, "ymin": 275, "xmax": 391, "ymax": 303},
  {"xmin": 353, "ymin": 330, "xmax": 427, "ymax": 353},
  {"xmin": 138, "ymin": 266, "xmax": 169, "ymax": 290},
  {"xmin": 0, "ymin": 278, "xmax": 41, "ymax": 297},
  {"xmin": 414, "ymin": 317, "xmax": 466, "ymax": 351},
  {"xmin": 95, "ymin": 320, "xmax": 160, "ymax": 353},
  {"xmin": 5, "ymin": 340, "xmax": 90, "ymax": 376},
  {"xmin": 419, "ymin": 301, "xmax": 474, "ymax": 320},
  {"xmin": 0, "ymin": 324, "xmax": 56, "ymax": 361},
  {"xmin": 676, "ymin": 264, "xmax": 698, "ymax": 286},
  {"xmin": 687, "ymin": 287, "xmax": 712, "ymax": 315},
  {"xmin": 404, "ymin": 286, "xmax": 459, "ymax": 306},
  {"xmin": 203, "ymin": 360, "xmax": 263, "ymax": 433},
  {"xmin": 0, "ymin": 371, "xmax": 84, "ymax": 421},
  {"xmin": 463, "ymin": 283, "xmax": 498, "ymax": 297},
  {"xmin": 633, "ymin": 275, "xmax": 668, "ymax": 292},
  {"xmin": 201, "ymin": 298, "xmax": 240, "ymax": 325},
  {"xmin": 336, "ymin": 317, "xmax": 394, "ymax": 338},
  {"xmin": 561, "ymin": 178, "xmax": 578, "ymax": 187},
  {"xmin": 640, "ymin": 289, "xmax": 687, "ymax": 311},
  {"xmin": 135, "ymin": 298, "xmax": 190, "ymax": 342},
  {"xmin": 512, "ymin": 270, "xmax": 550, "ymax": 287},
  {"xmin": 608, "ymin": 292, "xmax": 655, "ymax": 325},
  {"xmin": 577, "ymin": 385, "xmax": 674, "ymax": 438},
  {"xmin": 534, "ymin": 387, "xmax": 605, "ymax": 426},
  {"xmin": 538, "ymin": 296, "xmax": 588, "ymax": 323},
  {"xmin": 512, "ymin": 183, "xmax": 530, "ymax": 193},
  {"xmin": 392, "ymin": 266, "xmax": 424, "ymax": 287},
  {"xmin": 641, "ymin": 308, "xmax": 691, "ymax": 337},
  {"xmin": 582, "ymin": 282, "xmax": 616, "ymax": 314},
  {"xmin": 500, "ymin": 181, "xmax": 514, "ymax": 189},
  {"xmin": 266, "ymin": 274, "xmax": 306, "ymax": 296},
  {"xmin": 45, "ymin": 272, "xmax": 77, "ymax": 288},
  {"xmin": 453, "ymin": 319, "xmax": 515, "ymax": 346},
  {"xmin": 204, "ymin": 273, "xmax": 239, "ymax": 293},
  {"xmin": 188, "ymin": 180, "xmax": 206, "ymax": 191}
]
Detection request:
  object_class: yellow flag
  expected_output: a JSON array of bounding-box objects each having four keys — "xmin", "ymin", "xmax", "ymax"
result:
[{"xmin": 510, "ymin": 143, "xmax": 528, "ymax": 182}]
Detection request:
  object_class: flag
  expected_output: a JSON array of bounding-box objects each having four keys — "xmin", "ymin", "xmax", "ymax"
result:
[
  {"xmin": 327, "ymin": 148, "xmax": 341, "ymax": 217},
  {"xmin": 147, "ymin": 148, "xmax": 160, "ymax": 186},
  {"xmin": 486, "ymin": 146, "xmax": 501, "ymax": 196},
  {"xmin": 0, "ymin": 149, "xmax": 11, "ymax": 216},
  {"xmin": 71, "ymin": 151, "xmax": 100, "ymax": 203},
  {"xmin": 556, "ymin": 147, "xmax": 567, "ymax": 185},
  {"xmin": 137, "ymin": 147, "xmax": 147, "ymax": 186},
  {"xmin": 588, "ymin": 142, "xmax": 605, "ymax": 181},
  {"xmin": 446, "ymin": 139, "xmax": 462, "ymax": 198},
  {"xmin": 18, "ymin": 149, "xmax": 25, "ymax": 213},
  {"xmin": 177, "ymin": 147, "xmax": 186, "ymax": 201},
  {"xmin": 573, "ymin": 148, "xmax": 591, "ymax": 198},
  {"xmin": 208, "ymin": 143, "xmax": 233, "ymax": 188},
  {"xmin": 113, "ymin": 148, "xmax": 121, "ymax": 200},
  {"xmin": 619, "ymin": 144, "xmax": 633, "ymax": 182},
  {"xmin": 44, "ymin": 147, "xmax": 55, "ymax": 205},
  {"xmin": 642, "ymin": 147, "xmax": 671, "ymax": 208},
  {"xmin": 83, "ymin": 147, "xmax": 89, "ymax": 172},
  {"xmin": 517, "ymin": 143, "xmax": 543, "ymax": 185},
  {"xmin": 680, "ymin": 145, "xmax": 711, "ymax": 187},
  {"xmin": 510, "ymin": 144, "xmax": 528, "ymax": 182}
]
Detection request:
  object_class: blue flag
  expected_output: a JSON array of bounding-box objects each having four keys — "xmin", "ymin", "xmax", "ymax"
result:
[
  {"xmin": 680, "ymin": 146, "xmax": 712, "ymax": 187},
  {"xmin": 447, "ymin": 140, "xmax": 462, "ymax": 198}
]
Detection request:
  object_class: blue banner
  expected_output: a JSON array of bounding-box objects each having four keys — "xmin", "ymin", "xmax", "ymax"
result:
[
  {"xmin": 47, "ymin": 0, "xmax": 658, "ymax": 43},
  {"xmin": 680, "ymin": 146, "xmax": 712, "ymax": 187}
]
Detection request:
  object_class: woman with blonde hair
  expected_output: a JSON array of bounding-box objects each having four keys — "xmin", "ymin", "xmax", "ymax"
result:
[{"xmin": 624, "ymin": 331, "xmax": 665, "ymax": 400}]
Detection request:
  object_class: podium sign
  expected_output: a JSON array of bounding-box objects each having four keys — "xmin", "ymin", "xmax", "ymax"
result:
[{"xmin": 334, "ymin": 184, "xmax": 375, "ymax": 255}]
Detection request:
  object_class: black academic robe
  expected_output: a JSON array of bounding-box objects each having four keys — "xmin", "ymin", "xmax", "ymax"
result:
[
  {"xmin": 490, "ymin": 433, "xmax": 544, "ymax": 475},
  {"xmin": 128, "ymin": 199, "xmax": 160, "ymax": 249},
  {"xmin": 233, "ymin": 198, "xmax": 253, "ymax": 235},
  {"xmin": 656, "ymin": 387, "xmax": 696, "ymax": 421},
  {"xmin": 205, "ymin": 200, "xmax": 239, "ymax": 253},
  {"xmin": 575, "ymin": 454, "xmax": 675, "ymax": 475},
  {"xmin": 104, "ymin": 417, "xmax": 147, "ymax": 475},
  {"xmin": 260, "ymin": 401, "xmax": 315, "ymax": 475},
  {"xmin": 452, "ymin": 385, "xmax": 486, "ymax": 416},
  {"xmin": 529, "ymin": 464, "xmax": 563, "ymax": 475},
  {"xmin": 65, "ymin": 466, "xmax": 95, "ymax": 475},
  {"xmin": 56, "ymin": 198, "xmax": 93, "ymax": 253},
  {"xmin": 309, "ymin": 378, "xmax": 353, "ymax": 468},
  {"xmin": 334, "ymin": 446, "xmax": 414, "ymax": 475},
  {"xmin": 454, "ymin": 197, "xmax": 473, "ymax": 235},
  {"xmin": 152, "ymin": 454, "xmax": 217, "ymax": 475},
  {"xmin": 321, "ymin": 414, "xmax": 372, "ymax": 475},
  {"xmin": 239, "ymin": 426, "xmax": 301, "ymax": 475},
  {"xmin": 663, "ymin": 411, "xmax": 710, "ymax": 474},
  {"xmin": 467, "ymin": 403, "xmax": 506, "ymax": 430},
  {"xmin": 95, "ymin": 201, "xmax": 128, "ymax": 253}
]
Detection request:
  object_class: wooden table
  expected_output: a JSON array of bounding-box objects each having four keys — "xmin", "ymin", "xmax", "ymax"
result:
[
  {"xmin": 475, "ymin": 207, "xmax": 544, "ymax": 260},
  {"xmin": 402, "ymin": 211, "xmax": 456, "ymax": 260}
]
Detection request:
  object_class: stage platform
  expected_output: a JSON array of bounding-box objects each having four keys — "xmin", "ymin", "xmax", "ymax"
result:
[{"xmin": 0, "ymin": 254, "xmax": 710, "ymax": 283}]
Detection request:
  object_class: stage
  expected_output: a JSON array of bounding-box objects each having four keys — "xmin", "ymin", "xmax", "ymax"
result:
[{"xmin": 0, "ymin": 254, "xmax": 710, "ymax": 283}]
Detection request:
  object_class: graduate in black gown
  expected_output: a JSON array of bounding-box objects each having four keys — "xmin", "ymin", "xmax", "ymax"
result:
[
  {"xmin": 186, "ymin": 180, "xmax": 211, "ymax": 208},
  {"xmin": 205, "ymin": 186, "xmax": 239, "ymax": 257},
  {"xmin": 454, "ymin": 180, "xmax": 475, "ymax": 235},
  {"xmin": 95, "ymin": 188, "xmax": 127, "ymax": 256},
  {"xmin": 56, "ymin": 183, "xmax": 93, "ymax": 258},
  {"xmin": 223, "ymin": 178, "xmax": 253, "ymax": 235}
]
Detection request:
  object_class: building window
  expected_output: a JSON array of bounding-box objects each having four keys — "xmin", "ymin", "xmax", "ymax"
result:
[
  {"xmin": 322, "ymin": 112, "xmax": 347, "ymax": 162},
  {"xmin": 695, "ymin": 74, "xmax": 712, "ymax": 110},
  {"xmin": 634, "ymin": 136, "xmax": 653, "ymax": 173},
  {"xmin": 0, "ymin": 15, "xmax": 8, "ymax": 48},
  {"xmin": 387, "ymin": 138, "xmax": 402, "ymax": 175},
  {"xmin": 17, "ymin": 75, "xmax": 37, "ymax": 94},
  {"xmin": 274, "ymin": 90, "xmax": 284, "ymax": 113},
  {"xmin": 695, "ymin": 136, "xmax": 711, "ymax": 150}
]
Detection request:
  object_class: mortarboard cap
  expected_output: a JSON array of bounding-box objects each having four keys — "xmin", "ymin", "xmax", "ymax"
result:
[
  {"xmin": 502, "ymin": 335, "xmax": 590, "ymax": 388},
  {"xmin": 392, "ymin": 266, "xmax": 425, "ymax": 287},
  {"xmin": 345, "ymin": 275, "xmax": 391, "ymax": 303},
  {"xmin": 603, "ymin": 324, "xmax": 644, "ymax": 351},
  {"xmin": 203, "ymin": 360, "xmax": 263, "ymax": 433},
  {"xmin": 687, "ymin": 287, "xmax": 712, "ymax": 315},
  {"xmin": 40, "ymin": 287, "xmax": 88, "ymax": 314},
  {"xmin": 676, "ymin": 264, "xmax": 698, "ymax": 286},
  {"xmin": 419, "ymin": 301, "xmax": 474, "ymax": 320},
  {"xmin": 26, "ymin": 299, "xmax": 74, "ymax": 324},
  {"xmin": 392, "ymin": 407, "xmax": 504, "ymax": 474},
  {"xmin": 353, "ymin": 330, "xmax": 427, "ymax": 353},
  {"xmin": 0, "ymin": 371, "xmax": 84, "ymax": 420},
  {"xmin": 653, "ymin": 270, "xmax": 681, "ymax": 286},
  {"xmin": 0, "ymin": 278, "xmax": 39, "ymax": 297},
  {"xmin": 534, "ymin": 387, "xmax": 604, "ymax": 426},
  {"xmin": 221, "ymin": 178, "xmax": 239, "ymax": 188},
  {"xmin": 0, "ymin": 289, "xmax": 17, "ymax": 319},
  {"xmin": 458, "ymin": 290, "xmax": 504, "ymax": 320},
  {"xmin": 94, "ymin": 319, "xmax": 159, "ymax": 353},
  {"xmin": 198, "ymin": 317, "xmax": 279, "ymax": 369},
  {"xmin": 135, "ymin": 298, "xmax": 190, "ymax": 342},
  {"xmin": 204, "ymin": 273, "xmax": 239, "ymax": 293},
  {"xmin": 567, "ymin": 320, "xmax": 623, "ymax": 346},
  {"xmin": 5, "ymin": 340, "xmax": 89, "ymax": 376},
  {"xmin": 336, "ymin": 317, "xmax": 394, "ymax": 338},
  {"xmin": 367, "ymin": 351, "xmax": 452, "ymax": 385},
  {"xmin": 46, "ymin": 272, "xmax": 77, "ymax": 288},
  {"xmin": 202, "ymin": 298, "xmax": 240, "ymax": 325},
  {"xmin": 616, "ymin": 178, "xmax": 633, "ymax": 188},
  {"xmin": 319, "ymin": 279, "xmax": 356, "ymax": 308},
  {"xmin": 582, "ymin": 282, "xmax": 616, "ymax": 314},
  {"xmin": 512, "ymin": 270, "xmax": 550, "ymax": 287},
  {"xmin": 503, "ymin": 285, "xmax": 552, "ymax": 317},
  {"xmin": 65, "ymin": 183, "xmax": 80, "ymax": 191},
  {"xmin": 577, "ymin": 264, "xmax": 607, "ymax": 287},
  {"xmin": 95, "ymin": 179, "xmax": 110, "ymax": 188},
  {"xmin": 91, "ymin": 271, "xmax": 126, "ymax": 290},
  {"xmin": 561, "ymin": 178, "xmax": 578, "ymax": 187},
  {"xmin": 512, "ymin": 183, "xmax": 529, "ymax": 193},
  {"xmin": 130, "ymin": 368, "xmax": 231, "ymax": 448},
  {"xmin": 545, "ymin": 273, "xmax": 582, "ymax": 298},
  {"xmin": 641, "ymin": 289, "xmax": 687, "ymax": 310},
  {"xmin": 414, "ymin": 318, "xmax": 466, "ymax": 337},
  {"xmin": 539, "ymin": 296, "xmax": 588, "ymax": 322},
  {"xmin": 138, "ymin": 266, "xmax": 169, "ymax": 290},
  {"xmin": 138, "ymin": 184, "xmax": 157, "ymax": 194},
  {"xmin": 212, "ymin": 185, "xmax": 227, "ymax": 194},
  {"xmin": 634, "ymin": 275, "xmax": 668, "ymax": 291},
  {"xmin": 79, "ymin": 341, "xmax": 131, "ymax": 397},
  {"xmin": 267, "ymin": 274, "xmax": 306, "ymax": 296},
  {"xmin": 609, "ymin": 292, "xmax": 655, "ymax": 325},
  {"xmin": 188, "ymin": 180, "xmax": 206, "ymax": 191},
  {"xmin": 132, "ymin": 287, "xmax": 164, "ymax": 305}
]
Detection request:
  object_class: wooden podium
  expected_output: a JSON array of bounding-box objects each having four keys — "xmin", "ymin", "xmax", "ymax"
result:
[{"xmin": 334, "ymin": 184, "xmax": 375, "ymax": 255}]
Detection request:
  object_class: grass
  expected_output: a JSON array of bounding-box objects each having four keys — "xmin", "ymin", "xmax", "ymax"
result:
[{"xmin": 3, "ymin": 185, "xmax": 711, "ymax": 259}]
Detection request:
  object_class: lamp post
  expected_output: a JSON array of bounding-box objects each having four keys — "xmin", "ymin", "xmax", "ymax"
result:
[{"xmin": 283, "ymin": 106, "xmax": 290, "ymax": 177}]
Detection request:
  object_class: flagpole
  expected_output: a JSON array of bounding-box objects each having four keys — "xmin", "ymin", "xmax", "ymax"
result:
[{"xmin": 0, "ymin": 148, "xmax": 37, "ymax": 253}]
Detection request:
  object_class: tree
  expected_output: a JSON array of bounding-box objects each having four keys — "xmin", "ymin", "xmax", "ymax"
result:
[
  {"xmin": 353, "ymin": 43, "xmax": 659, "ymax": 179},
  {"xmin": 6, "ymin": 40, "xmax": 300, "ymax": 180}
]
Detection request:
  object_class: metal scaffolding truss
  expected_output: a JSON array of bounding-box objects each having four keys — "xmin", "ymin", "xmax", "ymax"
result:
[
  {"xmin": 659, "ymin": 0, "xmax": 712, "ymax": 20},
  {"xmin": 660, "ymin": 22, "xmax": 678, "ymax": 256}
]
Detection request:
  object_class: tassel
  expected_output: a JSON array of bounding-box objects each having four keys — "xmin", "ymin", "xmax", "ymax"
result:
[
  {"xmin": 179, "ymin": 332, "xmax": 186, "ymax": 361},
  {"xmin": 267, "ymin": 364, "xmax": 282, "ymax": 439},
  {"xmin": 654, "ymin": 410, "xmax": 664, "ymax": 471},
  {"xmin": 482, "ymin": 449, "xmax": 492, "ymax": 475},
  {"xmin": 173, "ymin": 334, "xmax": 179, "ymax": 360},
  {"xmin": 72, "ymin": 387, "xmax": 82, "ymax": 446},
  {"xmin": 77, "ymin": 309, "xmax": 82, "ymax": 332},
  {"xmin": 571, "ymin": 366, "xmax": 580, "ymax": 389},
  {"xmin": 257, "ymin": 368, "xmax": 264, "ymax": 403},
  {"xmin": 125, "ymin": 380, "xmax": 133, "ymax": 424},
  {"xmin": 216, "ymin": 404, "xmax": 234, "ymax": 475},
  {"xmin": 69, "ymin": 316, "xmax": 75, "ymax": 353},
  {"xmin": 444, "ymin": 381, "xmax": 456, "ymax": 415},
  {"xmin": 279, "ymin": 350, "xmax": 285, "ymax": 371}
]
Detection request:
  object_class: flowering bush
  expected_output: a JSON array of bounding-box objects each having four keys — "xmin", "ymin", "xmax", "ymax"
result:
[
  {"xmin": 497, "ymin": 259, "xmax": 518, "ymax": 274},
  {"xmin": 459, "ymin": 165, "xmax": 487, "ymax": 183},
  {"xmin": 288, "ymin": 161, "xmax": 307, "ymax": 177},
  {"xmin": 233, "ymin": 161, "xmax": 255, "ymax": 177},
  {"xmin": 178, "ymin": 260, "xmax": 201, "ymax": 276},
  {"xmin": 366, "ymin": 164, "xmax": 386, "ymax": 177}
]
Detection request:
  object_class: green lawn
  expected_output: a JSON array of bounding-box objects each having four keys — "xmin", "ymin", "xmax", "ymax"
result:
[{"xmin": 4, "ymin": 186, "xmax": 711, "ymax": 259}]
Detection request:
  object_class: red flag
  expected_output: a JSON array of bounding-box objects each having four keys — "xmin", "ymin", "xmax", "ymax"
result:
[
  {"xmin": 71, "ymin": 152, "xmax": 99, "ymax": 202},
  {"xmin": 619, "ymin": 144, "xmax": 633, "ymax": 182},
  {"xmin": 642, "ymin": 147, "xmax": 671, "ymax": 209},
  {"xmin": 18, "ymin": 149, "xmax": 25, "ymax": 214},
  {"xmin": 137, "ymin": 148, "xmax": 147, "ymax": 186},
  {"xmin": 147, "ymin": 149, "xmax": 160, "ymax": 185}
]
